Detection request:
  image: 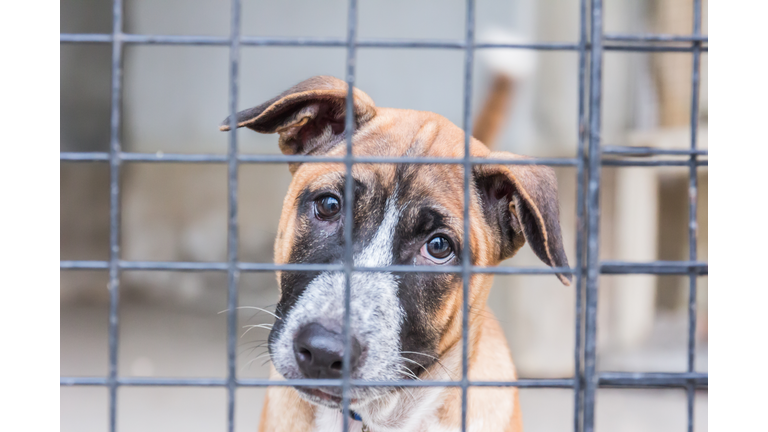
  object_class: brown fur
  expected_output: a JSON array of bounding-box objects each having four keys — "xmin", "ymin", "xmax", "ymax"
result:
[{"xmin": 222, "ymin": 76, "xmax": 569, "ymax": 431}]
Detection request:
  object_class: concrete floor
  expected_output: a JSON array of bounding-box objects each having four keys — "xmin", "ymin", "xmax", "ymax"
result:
[{"xmin": 61, "ymin": 299, "xmax": 707, "ymax": 432}]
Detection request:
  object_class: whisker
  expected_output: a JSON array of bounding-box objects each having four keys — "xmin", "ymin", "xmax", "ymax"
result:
[
  {"xmin": 400, "ymin": 387, "xmax": 417, "ymax": 405},
  {"xmin": 400, "ymin": 351, "xmax": 439, "ymax": 362},
  {"xmin": 241, "ymin": 323, "xmax": 273, "ymax": 338},
  {"xmin": 239, "ymin": 342, "xmax": 269, "ymax": 358},
  {"xmin": 400, "ymin": 357, "xmax": 434, "ymax": 379},
  {"xmin": 237, "ymin": 340, "xmax": 268, "ymax": 352},
  {"xmin": 251, "ymin": 352, "xmax": 272, "ymax": 361},
  {"xmin": 218, "ymin": 306, "xmax": 281, "ymax": 319},
  {"xmin": 393, "ymin": 369, "xmax": 417, "ymax": 402},
  {"xmin": 399, "ymin": 364, "xmax": 423, "ymax": 382},
  {"xmin": 393, "ymin": 369, "xmax": 418, "ymax": 404},
  {"xmin": 400, "ymin": 351, "xmax": 451, "ymax": 376},
  {"xmin": 401, "ymin": 357, "xmax": 426, "ymax": 369},
  {"xmin": 240, "ymin": 352, "xmax": 272, "ymax": 373},
  {"xmin": 238, "ymin": 339, "xmax": 268, "ymax": 347},
  {"xmin": 243, "ymin": 324, "xmax": 274, "ymax": 329}
]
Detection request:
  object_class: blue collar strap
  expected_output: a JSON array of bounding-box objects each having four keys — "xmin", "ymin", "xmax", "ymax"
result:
[{"xmin": 347, "ymin": 409, "xmax": 363, "ymax": 422}]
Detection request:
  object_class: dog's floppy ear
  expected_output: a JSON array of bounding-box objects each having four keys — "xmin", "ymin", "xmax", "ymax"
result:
[
  {"xmin": 219, "ymin": 75, "xmax": 376, "ymax": 158},
  {"xmin": 474, "ymin": 151, "xmax": 571, "ymax": 285}
]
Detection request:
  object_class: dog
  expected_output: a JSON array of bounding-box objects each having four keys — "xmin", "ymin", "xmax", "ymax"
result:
[{"xmin": 220, "ymin": 74, "xmax": 570, "ymax": 431}]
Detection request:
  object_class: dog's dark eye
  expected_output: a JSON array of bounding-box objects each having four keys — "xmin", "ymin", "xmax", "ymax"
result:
[
  {"xmin": 314, "ymin": 195, "xmax": 341, "ymax": 220},
  {"xmin": 421, "ymin": 235, "xmax": 453, "ymax": 263}
]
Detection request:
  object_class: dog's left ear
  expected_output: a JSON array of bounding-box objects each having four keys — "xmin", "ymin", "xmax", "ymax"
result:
[
  {"xmin": 219, "ymin": 76, "xmax": 375, "ymax": 160},
  {"xmin": 474, "ymin": 151, "xmax": 571, "ymax": 285}
]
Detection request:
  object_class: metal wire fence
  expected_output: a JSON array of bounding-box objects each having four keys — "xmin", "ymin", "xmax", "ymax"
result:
[{"xmin": 60, "ymin": 1, "xmax": 708, "ymax": 431}]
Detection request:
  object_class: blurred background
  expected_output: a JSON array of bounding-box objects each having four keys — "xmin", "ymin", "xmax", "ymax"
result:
[{"xmin": 61, "ymin": 0, "xmax": 708, "ymax": 431}]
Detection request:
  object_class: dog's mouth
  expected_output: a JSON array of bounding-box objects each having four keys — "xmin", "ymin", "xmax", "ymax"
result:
[
  {"xmin": 296, "ymin": 387, "xmax": 356, "ymax": 407},
  {"xmin": 295, "ymin": 385, "xmax": 398, "ymax": 410}
]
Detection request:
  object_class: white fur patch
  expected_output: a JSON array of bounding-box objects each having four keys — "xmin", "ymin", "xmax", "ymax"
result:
[
  {"xmin": 271, "ymin": 198, "xmax": 405, "ymax": 387},
  {"xmin": 312, "ymin": 408, "xmax": 364, "ymax": 432}
]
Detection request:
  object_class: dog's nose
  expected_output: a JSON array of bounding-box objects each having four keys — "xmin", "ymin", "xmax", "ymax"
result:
[{"xmin": 293, "ymin": 323, "xmax": 362, "ymax": 379}]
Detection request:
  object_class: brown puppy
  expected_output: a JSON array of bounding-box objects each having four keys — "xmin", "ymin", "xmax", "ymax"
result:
[{"xmin": 221, "ymin": 76, "xmax": 570, "ymax": 432}]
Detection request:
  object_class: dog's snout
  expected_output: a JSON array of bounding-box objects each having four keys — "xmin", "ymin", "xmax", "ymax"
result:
[{"xmin": 293, "ymin": 323, "xmax": 362, "ymax": 379}]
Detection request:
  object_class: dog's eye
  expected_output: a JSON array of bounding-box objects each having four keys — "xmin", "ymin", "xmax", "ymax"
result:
[
  {"xmin": 314, "ymin": 195, "xmax": 341, "ymax": 220},
  {"xmin": 421, "ymin": 235, "xmax": 453, "ymax": 263}
]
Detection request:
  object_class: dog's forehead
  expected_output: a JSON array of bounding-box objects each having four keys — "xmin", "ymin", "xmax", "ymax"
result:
[
  {"xmin": 292, "ymin": 107, "xmax": 483, "ymax": 199},
  {"xmin": 347, "ymin": 107, "xmax": 469, "ymax": 159}
]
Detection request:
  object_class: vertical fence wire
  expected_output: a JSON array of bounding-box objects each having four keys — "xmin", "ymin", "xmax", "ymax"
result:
[
  {"xmin": 574, "ymin": 0, "xmax": 589, "ymax": 430},
  {"xmin": 341, "ymin": 1, "xmax": 359, "ymax": 431},
  {"xmin": 460, "ymin": 1, "xmax": 476, "ymax": 431},
  {"xmin": 583, "ymin": 0, "xmax": 604, "ymax": 430},
  {"xmin": 225, "ymin": 0, "xmax": 242, "ymax": 431},
  {"xmin": 686, "ymin": 0, "xmax": 702, "ymax": 431},
  {"xmin": 107, "ymin": 1, "xmax": 124, "ymax": 431}
]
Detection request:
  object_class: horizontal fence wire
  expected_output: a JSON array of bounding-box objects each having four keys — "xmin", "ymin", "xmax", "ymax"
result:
[
  {"xmin": 60, "ymin": 0, "xmax": 708, "ymax": 431},
  {"xmin": 61, "ymin": 373, "xmax": 707, "ymax": 389},
  {"xmin": 59, "ymin": 151, "xmax": 708, "ymax": 166},
  {"xmin": 604, "ymin": 33, "xmax": 708, "ymax": 43},
  {"xmin": 59, "ymin": 260, "xmax": 708, "ymax": 275},
  {"xmin": 59, "ymin": 33, "xmax": 707, "ymax": 52},
  {"xmin": 602, "ymin": 146, "xmax": 708, "ymax": 156}
]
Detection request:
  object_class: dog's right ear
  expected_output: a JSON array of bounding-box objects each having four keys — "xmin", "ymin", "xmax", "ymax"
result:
[
  {"xmin": 219, "ymin": 76, "xmax": 376, "ymax": 158},
  {"xmin": 474, "ymin": 151, "xmax": 571, "ymax": 286}
]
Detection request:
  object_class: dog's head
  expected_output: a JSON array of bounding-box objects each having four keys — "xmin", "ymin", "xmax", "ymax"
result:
[{"xmin": 221, "ymin": 76, "xmax": 570, "ymax": 408}]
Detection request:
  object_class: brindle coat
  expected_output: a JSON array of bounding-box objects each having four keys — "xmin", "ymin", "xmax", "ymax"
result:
[{"xmin": 221, "ymin": 76, "xmax": 570, "ymax": 432}]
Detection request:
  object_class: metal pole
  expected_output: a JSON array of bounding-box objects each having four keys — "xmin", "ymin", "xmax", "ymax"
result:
[
  {"xmin": 460, "ymin": 0, "xmax": 476, "ymax": 430},
  {"xmin": 225, "ymin": 1, "xmax": 242, "ymax": 431},
  {"xmin": 341, "ymin": 1, "xmax": 359, "ymax": 431},
  {"xmin": 583, "ymin": 0, "xmax": 604, "ymax": 430},
  {"xmin": 107, "ymin": 1, "xmax": 124, "ymax": 430},
  {"xmin": 686, "ymin": 1, "xmax": 703, "ymax": 431}
]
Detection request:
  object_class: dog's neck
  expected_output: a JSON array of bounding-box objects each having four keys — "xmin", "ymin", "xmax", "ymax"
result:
[
  {"xmin": 312, "ymin": 370, "xmax": 452, "ymax": 432},
  {"xmin": 314, "ymin": 318, "xmax": 483, "ymax": 432}
]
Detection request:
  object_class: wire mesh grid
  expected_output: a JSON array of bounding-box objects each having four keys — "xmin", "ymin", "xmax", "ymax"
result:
[{"xmin": 60, "ymin": 0, "xmax": 708, "ymax": 431}]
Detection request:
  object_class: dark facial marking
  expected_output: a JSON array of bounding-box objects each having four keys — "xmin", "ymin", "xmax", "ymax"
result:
[{"xmin": 389, "ymin": 164, "xmax": 464, "ymax": 376}]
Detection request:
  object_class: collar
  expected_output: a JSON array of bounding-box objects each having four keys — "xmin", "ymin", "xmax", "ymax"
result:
[
  {"xmin": 346, "ymin": 409, "xmax": 363, "ymax": 422},
  {"xmin": 344, "ymin": 409, "xmax": 369, "ymax": 431}
]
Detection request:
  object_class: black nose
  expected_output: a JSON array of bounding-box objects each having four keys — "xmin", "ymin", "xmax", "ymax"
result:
[{"xmin": 293, "ymin": 323, "xmax": 362, "ymax": 379}]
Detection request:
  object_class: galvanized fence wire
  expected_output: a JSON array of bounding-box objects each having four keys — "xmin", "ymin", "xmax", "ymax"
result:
[
  {"xmin": 60, "ymin": 0, "xmax": 708, "ymax": 431},
  {"xmin": 583, "ymin": 0, "xmax": 604, "ymax": 429},
  {"xmin": 341, "ymin": 1, "xmax": 358, "ymax": 429},
  {"xmin": 225, "ymin": 0, "xmax": 242, "ymax": 429},
  {"xmin": 105, "ymin": 2, "xmax": 123, "ymax": 431},
  {"xmin": 686, "ymin": 2, "xmax": 704, "ymax": 432}
]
